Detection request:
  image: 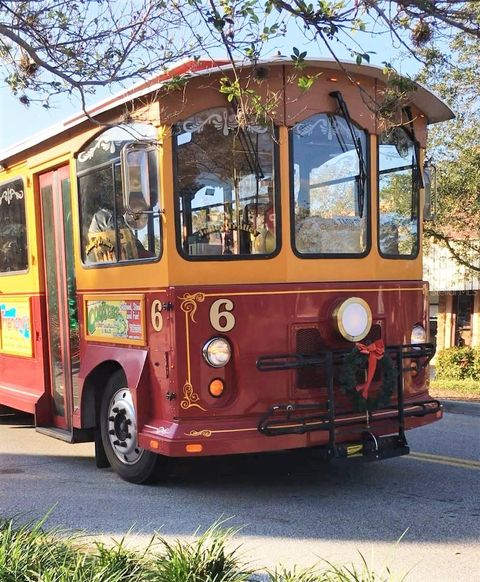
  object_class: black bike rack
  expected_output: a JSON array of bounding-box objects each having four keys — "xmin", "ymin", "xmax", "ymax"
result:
[{"xmin": 256, "ymin": 343, "xmax": 441, "ymax": 461}]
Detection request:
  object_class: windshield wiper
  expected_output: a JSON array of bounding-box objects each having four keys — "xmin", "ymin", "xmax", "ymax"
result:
[{"xmin": 329, "ymin": 91, "xmax": 367, "ymax": 218}]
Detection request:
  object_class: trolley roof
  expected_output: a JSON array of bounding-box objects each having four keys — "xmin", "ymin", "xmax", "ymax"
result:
[{"xmin": 0, "ymin": 56, "xmax": 454, "ymax": 165}]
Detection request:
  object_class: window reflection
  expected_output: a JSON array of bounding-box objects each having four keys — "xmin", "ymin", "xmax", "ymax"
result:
[
  {"xmin": 378, "ymin": 128, "xmax": 419, "ymax": 257},
  {"xmin": 291, "ymin": 114, "xmax": 368, "ymax": 255},
  {"xmin": 174, "ymin": 107, "xmax": 277, "ymax": 258}
]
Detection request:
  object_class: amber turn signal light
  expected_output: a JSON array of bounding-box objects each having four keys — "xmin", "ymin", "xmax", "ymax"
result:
[{"xmin": 209, "ymin": 378, "xmax": 225, "ymax": 398}]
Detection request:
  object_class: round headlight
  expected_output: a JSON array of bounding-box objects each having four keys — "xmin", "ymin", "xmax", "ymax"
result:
[
  {"xmin": 203, "ymin": 337, "xmax": 232, "ymax": 368},
  {"xmin": 334, "ymin": 297, "xmax": 372, "ymax": 342},
  {"xmin": 411, "ymin": 324, "xmax": 426, "ymax": 345}
]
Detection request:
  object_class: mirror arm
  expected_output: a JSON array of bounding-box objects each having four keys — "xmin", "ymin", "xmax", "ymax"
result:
[
  {"xmin": 423, "ymin": 158, "xmax": 437, "ymax": 221},
  {"xmin": 403, "ymin": 106, "xmax": 424, "ymax": 190},
  {"xmin": 411, "ymin": 154, "xmax": 418, "ymax": 221}
]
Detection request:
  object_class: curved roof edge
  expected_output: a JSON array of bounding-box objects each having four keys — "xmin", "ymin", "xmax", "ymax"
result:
[
  {"xmin": 279, "ymin": 57, "xmax": 454, "ymax": 125},
  {"xmin": 0, "ymin": 56, "xmax": 454, "ymax": 165}
]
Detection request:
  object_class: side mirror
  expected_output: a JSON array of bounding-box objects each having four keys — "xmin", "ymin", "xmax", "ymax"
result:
[
  {"xmin": 121, "ymin": 142, "xmax": 158, "ymax": 229},
  {"xmin": 423, "ymin": 159, "xmax": 436, "ymax": 221}
]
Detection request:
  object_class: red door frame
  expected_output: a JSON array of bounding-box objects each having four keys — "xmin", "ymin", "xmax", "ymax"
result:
[{"xmin": 38, "ymin": 166, "xmax": 74, "ymax": 431}]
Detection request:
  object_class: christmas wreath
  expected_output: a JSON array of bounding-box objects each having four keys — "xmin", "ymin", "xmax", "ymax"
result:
[{"xmin": 339, "ymin": 339, "xmax": 397, "ymax": 412}]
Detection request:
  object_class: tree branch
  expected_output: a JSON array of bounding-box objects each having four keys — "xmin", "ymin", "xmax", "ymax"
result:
[{"xmin": 424, "ymin": 228, "xmax": 480, "ymax": 272}]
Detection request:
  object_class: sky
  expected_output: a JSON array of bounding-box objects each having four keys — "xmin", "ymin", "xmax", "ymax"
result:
[{"xmin": 0, "ymin": 16, "xmax": 421, "ymax": 153}]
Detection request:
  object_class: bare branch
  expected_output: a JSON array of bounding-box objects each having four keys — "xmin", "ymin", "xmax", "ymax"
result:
[{"xmin": 425, "ymin": 228, "xmax": 480, "ymax": 273}]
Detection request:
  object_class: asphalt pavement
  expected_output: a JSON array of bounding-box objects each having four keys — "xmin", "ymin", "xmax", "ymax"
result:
[{"xmin": 0, "ymin": 408, "xmax": 479, "ymax": 582}]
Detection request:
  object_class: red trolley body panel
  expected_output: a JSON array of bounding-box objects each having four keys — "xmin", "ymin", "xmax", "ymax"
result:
[{"xmin": 137, "ymin": 280, "xmax": 440, "ymax": 458}]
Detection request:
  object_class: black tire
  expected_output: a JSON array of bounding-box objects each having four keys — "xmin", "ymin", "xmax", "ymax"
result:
[{"xmin": 100, "ymin": 370, "xmax": 168, "ymax": 484}]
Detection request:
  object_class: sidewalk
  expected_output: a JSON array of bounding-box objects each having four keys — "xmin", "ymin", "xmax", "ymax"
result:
[
  {"xmin": 440, "ymin": 399, "xmax": 480, "ymax": 416},
  {"xmin": 430, "ymin": 366, "xmax": 480, "ymax": 416}
]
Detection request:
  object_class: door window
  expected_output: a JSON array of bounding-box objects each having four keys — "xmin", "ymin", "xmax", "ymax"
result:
[{"xmin": 77, "ymin": 124, "xmax": 161, "ymax": 265}]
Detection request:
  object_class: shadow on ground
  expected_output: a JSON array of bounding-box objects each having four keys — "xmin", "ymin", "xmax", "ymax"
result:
[{"xmin": 0, "ymin": 411, "xmax": 477, "ymax": 547}]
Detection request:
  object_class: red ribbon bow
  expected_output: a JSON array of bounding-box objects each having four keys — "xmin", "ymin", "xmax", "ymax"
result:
[{"xmin": 354, "ymin": 339, "xmax": 385, "ymax": 399}]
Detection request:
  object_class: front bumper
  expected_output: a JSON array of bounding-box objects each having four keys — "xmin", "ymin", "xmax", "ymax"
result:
[
  {"xmin": 138, "ymin": 344, "xmax": 441, "ymax": 460},
  {"xmin": 256, "ymin": 343, "xmax": 440, "ymax": 461}
]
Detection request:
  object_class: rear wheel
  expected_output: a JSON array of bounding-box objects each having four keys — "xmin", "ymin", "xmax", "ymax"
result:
[{"xmin": 100, "ymin": 370, "xmax": 167, "ymax": 484}]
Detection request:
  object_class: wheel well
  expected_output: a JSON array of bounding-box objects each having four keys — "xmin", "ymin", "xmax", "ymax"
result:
[{"xmin": 81, "ymin": 361, "xmax": 124, "ymax": 428}]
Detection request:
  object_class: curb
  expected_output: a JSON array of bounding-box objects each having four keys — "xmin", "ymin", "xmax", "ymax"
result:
[{"xmin": 441, "ymin": 400, "xmax": 480, "ymax": 417}]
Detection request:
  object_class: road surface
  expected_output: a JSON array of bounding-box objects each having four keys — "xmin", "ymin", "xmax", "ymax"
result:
[{"xmin": 0, "ymin": 410, "xmax": 478, "ymax": 581}]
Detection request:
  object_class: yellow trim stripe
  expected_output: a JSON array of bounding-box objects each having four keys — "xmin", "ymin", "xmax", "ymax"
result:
[
  {"xmin": 185, "ymin": 310, "xmax": 191, "ymax": 382},
  {"xmin": 78, "ymin": 289, "xmax": 167, "ymax": 294},
  {"xmin": 202, "ymin": 287, "xmax": 421, "ymax": 298},
  {"xmin": 0, "ymin": 292, "xmax": 44, "ymax": 297},
  {"xmin": 409, "ymin": 452, "xmax": 480, "ymax": 471},
  {"xmin": 184, "ymin": 405, "xmax": 433, "ymax": 437}
]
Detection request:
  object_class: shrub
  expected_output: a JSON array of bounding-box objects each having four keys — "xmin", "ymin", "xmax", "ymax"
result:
[
  {"xmin": 472, "ymin": 348, "xmax": 480, "ymax": 380},
  {"xmin": 435, "ymin": 347, "xmax": 480, "ymax": 380}
]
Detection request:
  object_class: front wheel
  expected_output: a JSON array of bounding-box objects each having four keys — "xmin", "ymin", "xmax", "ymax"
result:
[{"xmin": 100, "ymin": 370, "xmax": 167, "ymax": 484}]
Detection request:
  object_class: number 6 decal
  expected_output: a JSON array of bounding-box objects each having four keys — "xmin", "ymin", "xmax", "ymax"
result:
[
  {"xmin": 151, "ymin": 299, "xmax": 163, "ymax": 332},
  {"xmin": 210, "ymin": 299, "xmax": 235, "ymax": 332}
]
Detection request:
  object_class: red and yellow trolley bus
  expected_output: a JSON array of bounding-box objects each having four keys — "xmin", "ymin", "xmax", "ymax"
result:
[{"xmin": 0, "ymin": 58, "xmax": 453, "ymax": 483}]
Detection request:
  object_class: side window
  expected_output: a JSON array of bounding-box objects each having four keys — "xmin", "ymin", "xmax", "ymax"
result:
[
  {"xmin": 0, "ymin": 177, "xmax": 28, "ymax": 273},
  {"xmin": 378, "ymin": 128, "xmax": 419, "ymax": 257},
  {"xmin": 174, "ymin": 107, "xmax": 277, "ymax": 258},
  {"xmin": 291, "ymin": 114, "xmax": 368, "ymax": 256},
  {"xmin": 77, "ymin": 125, "xmax": 161, "ymax": 265}
]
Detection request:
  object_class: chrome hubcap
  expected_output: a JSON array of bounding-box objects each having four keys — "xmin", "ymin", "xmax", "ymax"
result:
[{"xmin": 107, "ymin": 388, "xmax": 143, "ymax": 465}]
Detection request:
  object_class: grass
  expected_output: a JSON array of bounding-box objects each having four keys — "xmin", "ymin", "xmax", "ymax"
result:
[
  {"xmin": 151, "ymin": 522, "xmax": 252, "ymax": 582},
  {"xmin": 0, "ymin": 517, "xmax": 406, "ymax": 582},
  {"xmin": 0, "ymin": 516, "xmax": 80, "ymax": 582},
  {"xmin": 267, "ymin": 554, "xmax": 409, "ymax": 582},
  {"xmin": 0, "ymin": 516, "xmax": 152, "ymax": 582},
  {"xmin": 430, "ymin": 378, "xmax": 480, "ymax": 400}
]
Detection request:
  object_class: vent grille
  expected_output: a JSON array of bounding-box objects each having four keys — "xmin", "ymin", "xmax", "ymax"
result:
[
  {"xmin": 295, "ymin": 328, "xmax": 327, "ymax": 389},
  {"xmin": 295, "ymin": 324, "xmax": 384, "ymax": 389},
  {"xmin": 363, "ymin": 323, "xmax": 382, "ymax": 342}
]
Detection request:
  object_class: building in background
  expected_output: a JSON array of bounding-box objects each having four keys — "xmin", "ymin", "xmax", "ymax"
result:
[{"xmin": 424, "ymin": 243, "xmax": 480, "ymax": 355}]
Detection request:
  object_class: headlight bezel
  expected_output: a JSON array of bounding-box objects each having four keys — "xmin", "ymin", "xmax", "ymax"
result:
[
  {"xmin": 202, "ymin": 337, "xmax": 232, "ymax": 368},
  {"xmin": 333, "ymin": 297, "xmax": 372, "ymax": 342}
]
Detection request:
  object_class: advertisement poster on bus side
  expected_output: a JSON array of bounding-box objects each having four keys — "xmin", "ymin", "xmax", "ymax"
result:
[
  {"xmin": 85, "ymin": 296, "xmax": 145, "ymax": 345},
  {"xmin": 0, "ymin": 298, "xmax": 33, "ymax": 357}
]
